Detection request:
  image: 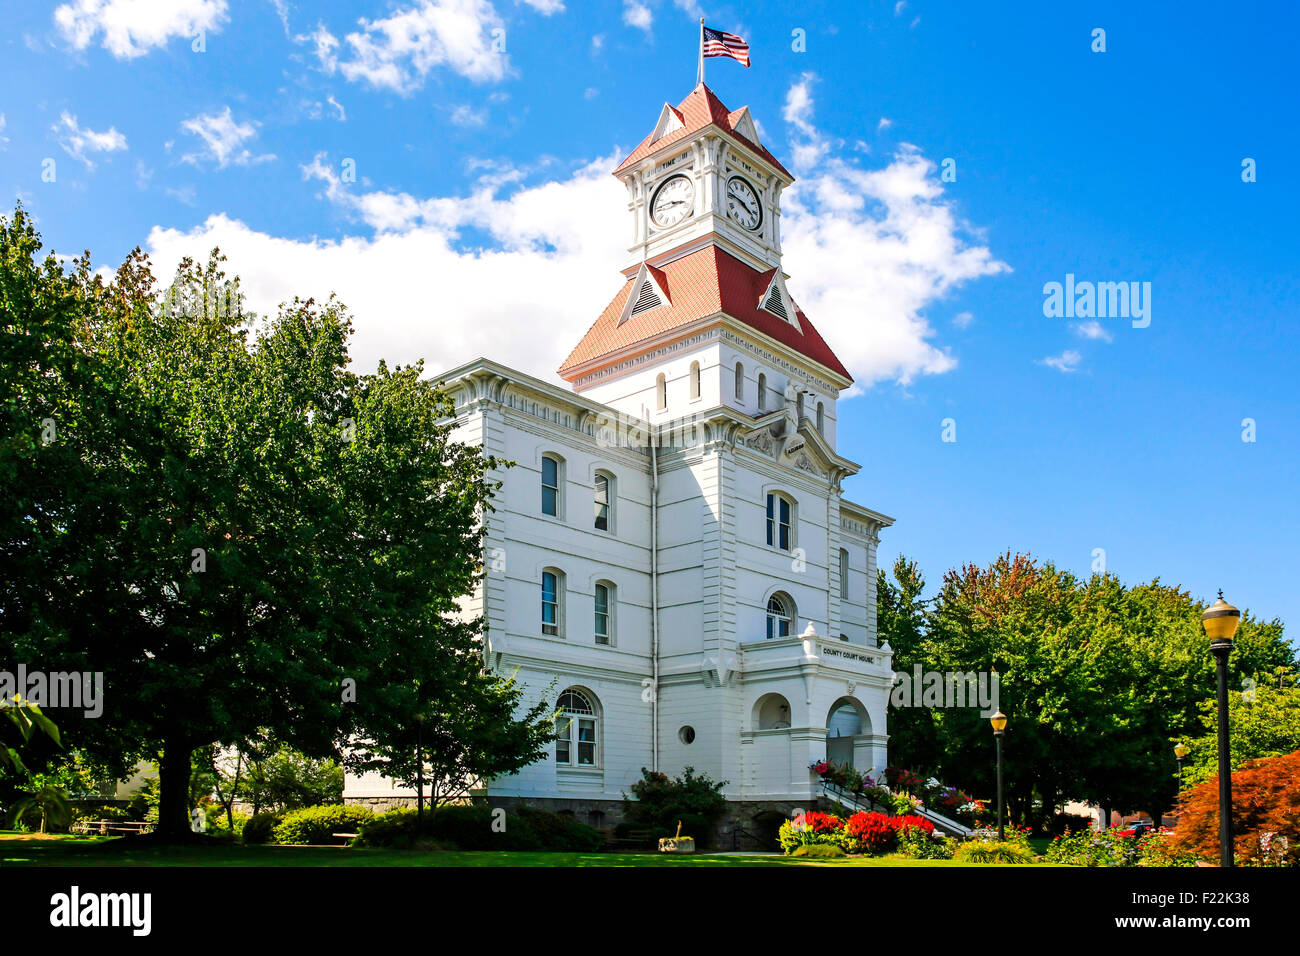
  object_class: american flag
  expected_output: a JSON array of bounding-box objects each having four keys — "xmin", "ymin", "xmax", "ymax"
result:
[{"xmin": 702, "ymin": 26, "xmax": 750, "ymax": 67}]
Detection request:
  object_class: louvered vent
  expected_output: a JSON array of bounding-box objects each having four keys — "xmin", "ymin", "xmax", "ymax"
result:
[
  {"xmin": 630, "ymin": 279, "xmax": 661, "ymax": 317},
  {"xmin": 763, "ymin": 286, "xmax": 789, "ymax": 322}
]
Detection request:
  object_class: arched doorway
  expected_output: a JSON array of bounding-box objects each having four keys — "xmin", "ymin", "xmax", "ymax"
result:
[{"xmin": 826, "ymin": 697, "xmax": 869, "ymax": 768}]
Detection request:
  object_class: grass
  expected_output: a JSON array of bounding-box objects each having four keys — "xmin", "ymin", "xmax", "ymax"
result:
[{"xmin": 0, "ymin": 832, "xmax": 1056, "ymax": 867}]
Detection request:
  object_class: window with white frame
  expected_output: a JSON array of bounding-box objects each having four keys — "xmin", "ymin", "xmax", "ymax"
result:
[
  {"xmin": 655, "ymin": 373, "xmax": 667, "ymax": 411},
  {"xmin": 757, "ymin": 372, "xmax": 766, "ymax": 411},
  {"xmin": 689, "ymin": 361, "xmax": 701, "ymax": 400},
  {"xmin": 766, "ymin": 492, "xmax": 793, "ymax": 551},
  {"xmin": 594, "ymin": 581, "xmax": 614, "ymax": 645},
  {"xmin": 593, "ymin": 472, "xmax": 612, "ymax": 532},
  {"xmin": 541, "ymin": 569, "xmax": 564, "ymax": 636},
  {"xmin": 839, "ymin": 548, "xmax": 850, "ymax": 599},
  {"xmin": 766, "ymin": 593, "xmax": 794, "ymax": 640},
  {"xmin": 817, "ymin": 401, "xmax": 825, "ymax": 434},
  {"xmin": 734, "ymin": 361, "xmax": 744, "ymax": 402},
  {"xmin": 556, "ymin": 689, "xmax": 598, "ymax": 766},
  {"xmin": 541, "ymin": 455, "xmax": 561, "ymax": 517}
]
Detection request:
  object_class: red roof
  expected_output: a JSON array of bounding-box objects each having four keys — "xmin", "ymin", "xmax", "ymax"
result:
[
  {"xmin": 614, "ymin": 84, "xmax": 793, "ymax": 181},
  {"xmin": 558, "ymin": 246, "xmax": 851, "ymax": 383}
]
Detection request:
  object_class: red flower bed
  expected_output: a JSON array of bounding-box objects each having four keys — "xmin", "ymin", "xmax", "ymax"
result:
[
  {"xmin": 792, "ymin": 811, "xmax": 842, "ymax": 835},
  {"xmin": 843, "ymin": 811, "xmax": 935, "ymax": 854}
]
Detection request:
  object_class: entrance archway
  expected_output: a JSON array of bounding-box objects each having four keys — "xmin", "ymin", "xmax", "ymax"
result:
[{"xmin": 825, "ymin": 697, "xmax": 870, "ymax": 768}]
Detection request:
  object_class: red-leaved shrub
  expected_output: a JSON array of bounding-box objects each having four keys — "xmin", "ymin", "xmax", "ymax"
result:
[{"xmin": 1170, "ymin": 749, "xmax": 1300, "ymax": 866}]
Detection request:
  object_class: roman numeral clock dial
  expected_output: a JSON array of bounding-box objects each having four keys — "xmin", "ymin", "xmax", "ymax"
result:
[
  {"xmin": 726, "ymin": 175, "xmax": 762, "ymax": 231},
  {"xmin": 650, "ymin": 174, "xmax": 695, "ymax": 228}
]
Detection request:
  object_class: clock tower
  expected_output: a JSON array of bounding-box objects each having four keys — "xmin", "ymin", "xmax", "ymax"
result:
[{"xmin": 614, "ymin": 83, "xmax": 793, "ymax": 273}]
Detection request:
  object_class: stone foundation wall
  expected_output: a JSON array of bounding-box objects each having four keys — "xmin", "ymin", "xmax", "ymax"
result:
[{"xmin": 343, "ymin": 794, "xmax": 810, "ymax": 851}]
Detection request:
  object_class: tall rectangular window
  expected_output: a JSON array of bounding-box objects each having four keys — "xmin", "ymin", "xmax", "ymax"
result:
[
  {"xmin": 594, "ymin": 474, "xmax": 609, "ymax": 531},
  {"xmin": 541, "ymin": 456, "xmax": 558, "ymax": 516},
  {"xmin": 542, "ymin": 571, "xmax": 559, "ymax": 636},
  {"xmin": 839, "ymin": 548, "xmax": 850, "ymax": 599},
  {"xmin": 594, "ymin": 583, "xmax": 610, "ymax": 645},
  {"xmin": 766, "ymin": 493, "xmax": 791, "ymax": 551}
]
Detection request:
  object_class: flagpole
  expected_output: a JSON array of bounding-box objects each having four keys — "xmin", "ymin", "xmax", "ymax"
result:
[{"xmin": 697, "ymin": 18, "xmax": 704, "ymax": 86}]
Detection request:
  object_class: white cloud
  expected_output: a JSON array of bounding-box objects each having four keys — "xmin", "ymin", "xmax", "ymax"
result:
[
  {"xmin": 519, "ymin": 0, "xmax": 564, "ymax": 13},
  {"xmin": 180, "ymin": 106, "xmax": 274, "ymax": 168},
  {"xmin": 450, "ymin": 104, "xmax": 488, "ymax": 127},
  {"xmin": 309, "ymin": 0, "xmax": 510, "ymax": 93},
  {"xmin": 894, "ymin": 1, "xmax": 907, "ymax": 14},
  {"xmin": 591, "ymin": 34, "xmax": 605, "ymax": 54},
  {"xmin": 0, "ymin": 113, "xmax": 8, "ymax": 150},
  {"xmin": 148, "ymin": 154, "xmax": 629, "ymax": 378},
  {"xmin": 878, "ymin": 117, "xmax": 893, "ymax": 131},
  {"xmin": 327, "ymin": 95, "xmax": 347, "ymax": 121},
  {"xmin": 1071, "ymin": 319, "xmax": 1113, "ymax": 342},
  {"xmin": 1041, "ymin": 349, "xmax": 1082, "ymax": 373},
  {"xmin": 780, "ymin": 75, "xmax": 1009, "ymax": 387},
  {"xmin": 953, "ymin": 311, "xmax": 974, "ymax": 329},
  {"xmin": 52, "ymin": 111, "xmax": 127, "ymax": 168},
  {"xmin": 138, "ymin": 74, "xmax": 1008, "ymax": 393},
  {"xmin": 623, "ymin": 1, "xmax": 652, "ymax": 33},
  {"xmin": 54, "ymin": 0, "xmax": 228, "ymax": 59}
]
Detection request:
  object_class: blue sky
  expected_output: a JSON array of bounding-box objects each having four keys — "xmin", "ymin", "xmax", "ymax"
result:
[{"xmin": 2, "ymin": 1, "xmax": 1296, "ymax": 638}]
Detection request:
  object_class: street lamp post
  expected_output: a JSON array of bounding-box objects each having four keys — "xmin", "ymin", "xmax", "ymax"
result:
[
  {"xmin": 1174, "ymin": 742, "xmax": 1188, "ymax": 792},
  {"xmin": 1202, "ymin": 591, "xmax": 1240, "ymax": 868},
  {"xmin": 990, "ymin": 710, "xmax": 1008, "ymax": 842}
]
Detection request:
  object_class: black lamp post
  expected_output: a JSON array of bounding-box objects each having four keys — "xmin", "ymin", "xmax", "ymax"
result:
[
  {"xmin": 1174, "ymin": 742, "xmax": 1188, "ymax": 792},
  {"xmin": 990, "ymin": 710, "xmax": 1007, "ymax": 842},
  {"xmin": 1202, "ymin": 591, "xmax": 1240, "ymax": 868}
]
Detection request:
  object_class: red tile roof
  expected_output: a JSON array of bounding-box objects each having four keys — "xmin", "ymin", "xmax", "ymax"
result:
[
  {"xmin": 614, "ymin": 84, "xmax": 793, "ymax": 181},
  {"xmin": 558, "ymin": 246, "xmax": 851, "ymax": 383}
]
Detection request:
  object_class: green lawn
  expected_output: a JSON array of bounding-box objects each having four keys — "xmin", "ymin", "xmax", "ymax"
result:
[{"xmin": 0, "ymin": 833, "xmax": 1053, "ymax": 867}]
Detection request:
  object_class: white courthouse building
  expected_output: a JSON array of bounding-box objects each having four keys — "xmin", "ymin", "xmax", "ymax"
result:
[{"xmin": 345, "ymin": 84, "xmax": 897, "ymax": 839}]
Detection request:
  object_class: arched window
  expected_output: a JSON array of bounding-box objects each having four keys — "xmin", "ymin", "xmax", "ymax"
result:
[
  {"xmin": 541, "ymin": 569, "xmax": 564, "ymax": 636},
  {"xmin": 556, "ymin": 688, "xmax": 599, "ymax": 766},
  {"xmin": 766, "ymin": 492, "xmax": 793, "ymax": 551},
  {"xmin": 754, "ymin": 692, "xmax": 792, "ymax": 730},
  {"xmin": 766, "ymin": 593, "xmax": 794, "ymax": 640},
  {"xmin": 689, "ymin": 361, "xmax": 701, "ymax": 400},
  {"xmin": 594, "ymin": 581, "xmax": 614, "ymax": 645},
  {"xmin": 593, "ymin": 472, "xmax": 612, "ymax": 532},
  {"xmin": 757, "ymin": 373, "xmax": 766, "ymax": 411},
  {"xmin": 839, "ymin": 548, "xmax": 850, "ymax": 599},
  {"xmin": 816, "ymin": 401, "xmax": 825, "ymax": 434},
  {"xmin": 655, "ymin": 373, "xmax": 667, "ymax": 411},
  {"xmin": 734, "ymin": 361, "xmax": 745, "ymax": 402},
  {"xmin": 541, "ymin": 455, "xmax": 561, "ymax": 517}
]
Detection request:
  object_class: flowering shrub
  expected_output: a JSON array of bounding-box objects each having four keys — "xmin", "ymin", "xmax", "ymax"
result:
[
  {"xmin": 810, "ymin": 760, "xmax": 980, "ymax": 825},
  {"xmin": 896, "ymin": 824, "xmax": 956, "ymax": 860},
  {"xmin": 969, "ymin": 823, "xmax": 1033, "ymax": 850},
  {"xmin": 1045, "ymin": 826, "xmax": 1196, "ymax": 867},
  {"xmin": 840, "ymin": 811, "xmax": 934, "ymax": 855},
  {"xmin": 777, "ymin": 811, "xmax": 844, "ymax": 854}
]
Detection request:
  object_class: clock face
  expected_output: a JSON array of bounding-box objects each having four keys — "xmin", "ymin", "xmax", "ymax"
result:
[
  {"xmin": 650, "ymin": 175, "xmax": 695, "ymax": 228},
  {"xmin": 726, "ymin": 176, "xmax": 762, "ymax": 231}
]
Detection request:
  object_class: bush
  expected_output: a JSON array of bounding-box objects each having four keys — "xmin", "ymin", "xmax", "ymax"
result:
[
  {"xmin": 791, "ymin": 843, "xmax": 845, "ymax": 859},
  {"xmin": 954, "ymin": 840, "xmax": 1036, "ymax": 865},
  {"xmin": 272, "ymin": 805, "xmax": 374, "ymax": 845},
  {"xmin": 1049, "ymin": 812, "xmax": 1095, "ymax": 836},
  {"xmin": 1046, "ymin": 827, "xmax": 1197, "ymax": 867},
  {"xmin": 897, "ymin": 825, "xmax": 956, "ymax": 860},
  {"xmin": 1170, "ymin": 748, "xmax": 1300, "ymax": 866},
  {"xmin": 355, "ymin": 804, "xmax": 603, "ymax": 852},
  {"xmin": 778, "ymin": 811, "xmax": 843, "ymax": 854},
  {"xmin": 622, "ymin": 766, "xmax": 728, "ymax": 849},
  {"xmin": 242, "ymin": 812, "xmax": 282, "ymax": 844}
]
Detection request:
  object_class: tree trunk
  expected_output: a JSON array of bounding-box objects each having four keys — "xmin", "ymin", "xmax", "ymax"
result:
[
  {"xmin": 415, "ymin": 738, "xmax": 425, "ymax": 828},
  {"xmin": 158, "ymin": 737, "xmax": 194, "ymax": 837}
]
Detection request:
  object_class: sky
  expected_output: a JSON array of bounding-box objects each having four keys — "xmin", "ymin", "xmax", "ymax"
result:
[{"xmin": 2, "ymin": 0, "xmax": 1296, "ymax": 639}]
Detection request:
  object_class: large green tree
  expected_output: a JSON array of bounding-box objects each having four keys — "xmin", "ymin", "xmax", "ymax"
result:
[
  {"xmin": 0, "ymin": 207, "xmax": 545, "ymax": 835},
  {"xmin": 878, "ymin": 551, "xmax": 1294, "ymax": 829}
]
